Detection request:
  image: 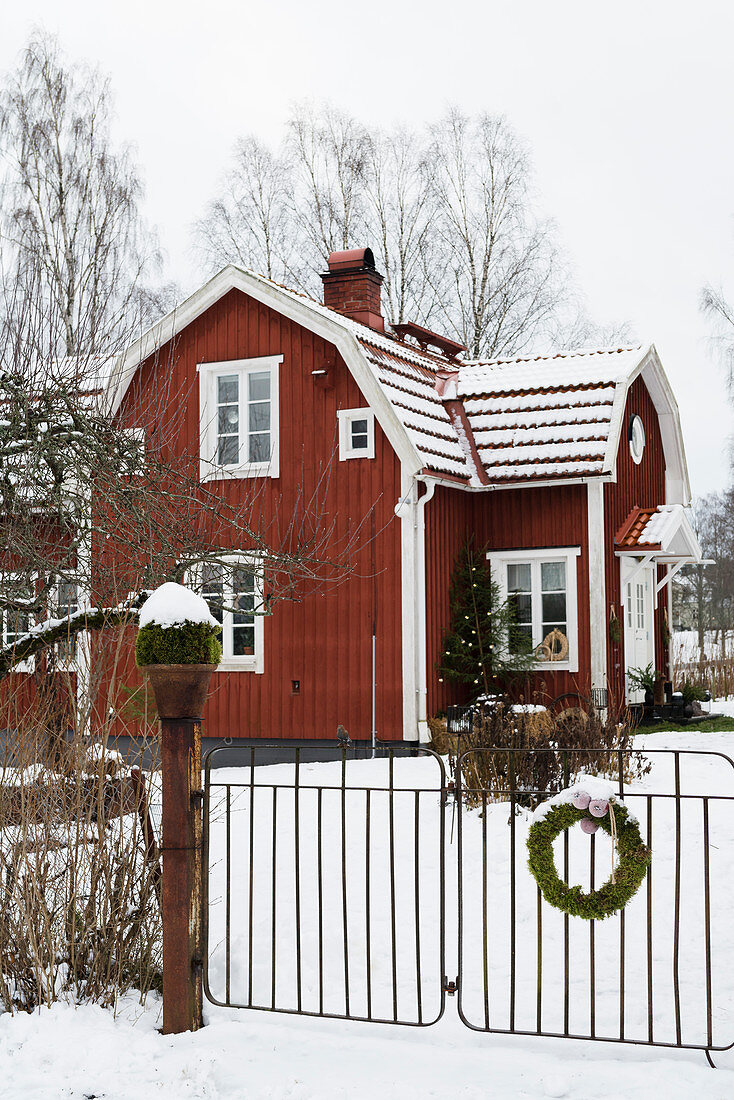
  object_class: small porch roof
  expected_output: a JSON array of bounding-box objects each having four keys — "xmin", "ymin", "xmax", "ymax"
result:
[{"xmin": 614, "ymin": 504, "xmax": 705, "ymax": 563}]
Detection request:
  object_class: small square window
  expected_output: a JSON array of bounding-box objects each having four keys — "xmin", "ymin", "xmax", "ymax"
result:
[{"xmin": 338, "ymin": 408, "xmax": 375, "ymax": 460}]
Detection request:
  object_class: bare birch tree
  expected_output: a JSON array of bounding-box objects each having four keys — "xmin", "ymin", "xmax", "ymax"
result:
[
  {"xmin": 287, "ymin": 102, "xmax": 368, "ymax": 284},
  {"xmin": 363, "ymin": 126, "xmax": 437, "ymax": 325},
  {"xmin": 424, "ymin": 109, "xmax": 563, "ymax": 358},
  {"xmin": 0, "ymin": 31, "xmax": 170, "ymax": 363},
  {"xmin": 0, "ymin": 43, "xmax": 366, "ymax": 694},
  {"xmin": 701, "ymin": 282, "xmax": 734, "ymax": 403},
  {"xmin": 197, "ymin": 103, "xmax": 582, "ymax": 353},
  {"xmin": 193, "ymin": 135, "xmax": 297, "ymax": 285}
]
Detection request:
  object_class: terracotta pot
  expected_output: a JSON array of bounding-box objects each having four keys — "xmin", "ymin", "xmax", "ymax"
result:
[{"xmin": 141, "ymin": 663, "xmax": 217, "ymax": 720}]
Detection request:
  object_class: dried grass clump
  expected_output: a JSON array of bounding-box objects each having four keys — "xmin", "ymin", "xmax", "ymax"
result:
[
  {"xmin": 0, "ymin": 697, "xmax": 162, "ymax": 1013},
  {"xmin": 446, "ymin": 701, "xmax": 648, "ymax": 809},
  {"xmin": 672, "ymin": 650, "xmax": 734, "ymax": 701}
]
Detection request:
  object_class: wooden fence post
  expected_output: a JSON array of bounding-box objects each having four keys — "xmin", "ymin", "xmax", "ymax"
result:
[{"xmin": 160, "ymin": 716, "xmax": 203, "ymax": 1034}]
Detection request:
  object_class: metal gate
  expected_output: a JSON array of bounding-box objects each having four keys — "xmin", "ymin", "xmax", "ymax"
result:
[
  {"xmin": 202, "ymin": 744, "xmax": 447, "ymax": 1025},
  {"xmin": 455, "ymin": 745, "xmax": 734, "ymax": 1063},
  {"xmin": 201, "ymin": 740, "xmax": 734, "ymax": 1064}
]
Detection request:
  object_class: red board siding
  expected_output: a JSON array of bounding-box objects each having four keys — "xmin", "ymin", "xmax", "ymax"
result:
[
  {"xmin": 604, "ymin": 376, "xmax": 667, "ymax": 709},
  {"xmin": 426, "ymin": 483, "xmax": 590, "ymax": 714},
  {"xmin": 111, "ymin": 289, "xmax": 405, "ymax": 742}
]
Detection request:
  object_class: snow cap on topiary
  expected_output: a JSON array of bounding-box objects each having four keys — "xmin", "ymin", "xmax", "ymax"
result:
[
  {"xmin": 136, "ymin": 582, "xmax": 222, "ymax": 668},
  {"xmin": 139, "ymin": 582, "xmax": 219, "ymax": 630}
]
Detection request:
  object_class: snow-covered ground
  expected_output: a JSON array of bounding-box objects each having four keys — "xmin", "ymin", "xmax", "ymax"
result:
[
  {"xmin": 673, "ymin": 629, "xmax": 734, "ymax": 665},
  {"xmin": 3, "ymin": 728, "xmax": 734, "ymax": 1098}
]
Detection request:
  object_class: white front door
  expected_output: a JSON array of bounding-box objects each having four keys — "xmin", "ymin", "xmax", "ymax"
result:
[{"xmin": 622, "ymin": 558, "xmax": 655, "ymax": 703}]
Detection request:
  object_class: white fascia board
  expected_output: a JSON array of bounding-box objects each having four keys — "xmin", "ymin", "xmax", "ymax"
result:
[
  {"xmin": 418, "ymin": 473, "xmax": 614, "ymax": 495},
  {"xmin": 108, "ymin": 266, "xmax": 423, "ymax": 476},
  {"xmin": 603, "ymin": 343, "xmax": 691, "ymax": 505}
]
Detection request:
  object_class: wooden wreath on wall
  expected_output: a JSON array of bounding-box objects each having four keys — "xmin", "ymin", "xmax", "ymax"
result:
[
  {"xmin": 535, "ymin": 627, "xmax": 569, "ymax": 662},
  {"xmin": 527, "ymin": 779, "xmax": 651, "ymax": 921}
]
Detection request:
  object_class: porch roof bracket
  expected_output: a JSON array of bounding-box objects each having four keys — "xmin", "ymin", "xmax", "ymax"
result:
[{"xmin": 655, "ymin": 559, "xmax": 686, "ymax": 597}]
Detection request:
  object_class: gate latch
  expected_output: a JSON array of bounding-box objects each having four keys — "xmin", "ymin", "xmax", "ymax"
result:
[
  {"xmin": 442, "ymin": 780, "xmax": 460, "ymax": 806},
  {"xmin": 443, "ymin": 976, "xmax": 458, "ymax": 996}
]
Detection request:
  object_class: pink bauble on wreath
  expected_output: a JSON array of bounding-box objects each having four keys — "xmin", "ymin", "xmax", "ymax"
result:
[
  {"xmin": 571, "ymin": 790, "xmax": 590, "ymax": 810},
  {"xmin": 580, "ymin": 817, "xmax": 598, "ymax": 834},
  {"xmin": 588, "ymin": 799, "xmax": 609, "ymax": 818}
]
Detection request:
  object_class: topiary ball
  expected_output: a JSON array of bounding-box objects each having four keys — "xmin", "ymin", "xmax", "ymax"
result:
[
  {"xmin": 135, "ymin": 582, "xmax": 222, "ymax": 667},
  {"xmin": 135, "ymin": 621, "xmax": 222, "ymax": 667}
]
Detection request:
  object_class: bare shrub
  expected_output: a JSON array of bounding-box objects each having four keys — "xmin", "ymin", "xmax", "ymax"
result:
[
  {"xmin": 446, "ymin": 702, "xmax": 648, "ymax": 809},
  {"xmin": 0, "ymin": 687, "xmax": 161, "ymax": 1013}
]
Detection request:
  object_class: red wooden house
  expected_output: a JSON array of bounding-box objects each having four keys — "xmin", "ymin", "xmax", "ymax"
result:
[{"xmin": 108, "ymin": 248, "xmax": 703, "ymax": 743}]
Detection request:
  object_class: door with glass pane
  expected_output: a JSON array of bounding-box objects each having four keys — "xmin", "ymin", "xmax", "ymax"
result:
[{"xmin": 621, "ymin": 558, "xmax": 655, "ymax": 703}]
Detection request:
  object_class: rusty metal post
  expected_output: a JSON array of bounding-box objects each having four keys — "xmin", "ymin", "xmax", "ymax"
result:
[{"xmin": 160, "ymin": 716, "xmax": 203, "ymax": 1034}]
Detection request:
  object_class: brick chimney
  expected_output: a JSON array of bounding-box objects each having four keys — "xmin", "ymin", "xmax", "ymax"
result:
[{"xmin": 320, "ymin": 248, "xmax": 384, "ymax": 333}]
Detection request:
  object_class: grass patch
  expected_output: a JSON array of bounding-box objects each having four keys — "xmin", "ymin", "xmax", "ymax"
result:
[{"xmin": 637, "ymin": 715, "xmax": 734, "ymax": 734}]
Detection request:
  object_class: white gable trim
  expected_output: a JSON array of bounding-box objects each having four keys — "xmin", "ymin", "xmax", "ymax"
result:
[
  {"xmin": 106, "ymin": 265, "xmax": 423, "ymax": 476},
  {"xmin": 602, "ymin": 343, "xmax": 691, "ymax": 505}
]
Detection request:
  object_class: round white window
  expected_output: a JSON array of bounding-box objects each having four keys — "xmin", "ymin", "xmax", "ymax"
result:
[{"xmin": 629, "ymin": 415, "xmax": 645, "ymax": 464}]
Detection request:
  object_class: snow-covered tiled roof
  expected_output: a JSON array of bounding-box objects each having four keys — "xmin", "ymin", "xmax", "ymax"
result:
[
  {"xmin": 457, "ymin": 348, "xmax": 643, "ymax": 483},
  {"xmin": 615, "ymin": 504, "xmax": 704, "ymax": 560},
  {"xmin": 357, "ymin": 340, "xmax": 470, "ymax": 479}
]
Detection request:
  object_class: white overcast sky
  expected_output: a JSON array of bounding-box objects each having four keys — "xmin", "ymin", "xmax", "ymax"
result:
[{"xmin": 3, "ymin": 0, "xmax": 733, "ymax": 497}]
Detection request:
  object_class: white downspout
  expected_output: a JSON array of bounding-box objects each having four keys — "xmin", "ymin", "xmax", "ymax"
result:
[
  {"xmin": 415, "ymin": 477, "xmax": 436, "ymax": 742},
  {"xmin": 395, "ymin": 473, "xmax": 436, "ymax": 743}
]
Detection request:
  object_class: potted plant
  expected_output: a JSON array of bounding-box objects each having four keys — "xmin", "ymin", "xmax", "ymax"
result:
[
  {"xmin": 135, "ymin": 582, "xmax": 222, "ymax": 719},
  {"xmin": 627, "ymin": 663, "xmax": 656, "ymax": 706},
  {"xmin": 679, "ymin": 678, "xmax": 707, "ymax": 718}
]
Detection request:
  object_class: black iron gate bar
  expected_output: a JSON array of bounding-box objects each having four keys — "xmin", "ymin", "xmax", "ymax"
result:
[
  {"xmin": 455, "ymin": 746, "xmax": 734, "ymax": 1057},
  {"xmin": 201, "ymin": 744, "xmax": 447, "ymax": 1026}
]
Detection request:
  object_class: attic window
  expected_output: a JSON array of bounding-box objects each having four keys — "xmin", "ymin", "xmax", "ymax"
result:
[
  {"xmin": 629, "ymin": 415, "xmax": 645, "ymax": 465},
  {"xmin": 198, "ymin": 355, "xmax": 282, "ymax": 481},
  {"xmin": 338, "ymin": 408, "xmax": 375, "ymax": 460}
]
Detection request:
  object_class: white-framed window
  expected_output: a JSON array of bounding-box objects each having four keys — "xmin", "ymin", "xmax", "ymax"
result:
[
  {"xmin": 487, "ymin": 547, "xmax": 581, "ymax": 672},
  {"xmin": 337, "ymin": 408, "xmax": 375, "ymax": 460},
  {"xmin": 53, "ymin": 578, "xmax": 79, "ymax": 670},
  {"xmin": 629, "ymin": 415, "xmax": 645, "ymax": 465},
  {"xmin": 1, "ymin": 574, "xmax": 34, "ymax": 673},
  {"xmin": 198, "ymin": 356, "xmax": 282, "ymax": 481},
  {"xmin": 194, "ymin": 557, "xmax": 265, "ymax": 673}
]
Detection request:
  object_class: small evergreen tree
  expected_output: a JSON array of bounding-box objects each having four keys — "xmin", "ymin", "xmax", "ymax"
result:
[{"xmin": 437, "ymin": 539, "xmax": 533, "ymax": 698}]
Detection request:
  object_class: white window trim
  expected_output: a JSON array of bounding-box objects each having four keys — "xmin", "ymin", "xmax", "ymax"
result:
[
  {"xmin": 629, "ymin": 415, "xmax": 645, "ymax": 465},
  {"xmin": 190, "ymin": 555, "xmax": 265, "ymax": 674},
  {"xmin": 337, "ymin": 407, "xmax": 375, "ymax": 460},
  {"xmin": 49, "ymin": 576, "xmax": 80, "ymax": 674},
  {"xmin": 198, "ymin": 355, "xmax": 282, "ymax": 482},
  {"xmin": 1, "ymin": 573, "xmax": 35, "ymax": 674},
  {"xmin": 487, "ymin": 546, "xmax": 581, "ymax": 673}
]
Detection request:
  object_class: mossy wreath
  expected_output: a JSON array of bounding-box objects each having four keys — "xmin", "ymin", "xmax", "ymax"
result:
[{"xmin": 527, "ymin": 800, "xmax": 651, "ymax": 921}]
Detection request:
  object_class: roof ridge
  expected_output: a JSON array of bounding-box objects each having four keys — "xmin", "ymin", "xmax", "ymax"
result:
[{"xmin": 463, "ymin": 344, "xmax": 644, "ymax": 368}]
